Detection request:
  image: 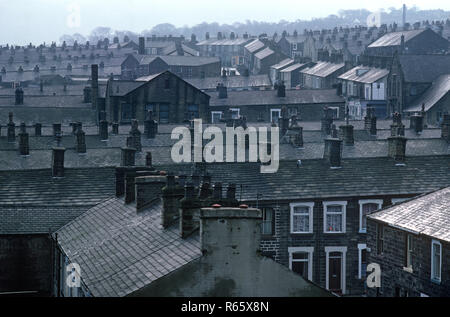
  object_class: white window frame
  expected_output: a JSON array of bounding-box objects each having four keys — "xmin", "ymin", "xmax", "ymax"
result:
[
  {"xmin": 288, "ymin": 247, "xmax": 314, "ymax": 281},
  {"xmin": 328, "ymin": 106, "xmax": 339, "ymax": 119},
  {"xmin": 431, "ymin": 239, "xmax": 442, "ymax": 284},
  {"xmin": 358, "ymin": 199, "xmax": 383, "ymax": 233},
  {"xmin": 323, "ymin": 201, "xmax": 347, "ymax": 234},
  {"xmin": 270, "ymin": 108, "xmax": 281, "ymax": 124},
  {"xmin": 230, "ymin": 108, "xmax": 240, "ymax": 119},
  {"xmin": 358, "ymin": 243, "xmax": 367, "ymax": 279},
  {"xmin": 211, "ymin": 111, "xmax": 223, "ymax": 123},
  {"xmin": 325, "ymin": 246, "xmax": 347, "ymax": 294},
  {"xmin": 290, "ymin": 202, "xmax": 314, "ymax": 234}
]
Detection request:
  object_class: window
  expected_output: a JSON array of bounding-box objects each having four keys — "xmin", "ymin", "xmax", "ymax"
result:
[
  {"xmin": 431, "ymin": 240, "xmax": 442, "ymax": 283},
  {"xmin": 288, "ymin": 247, "xmax": 313, "ymax": 281},
  {"xmin": 358, "ymin": 244, "xmax": 367, "ymax": 279},
  {"xmin": 292, "ymin": 43, "xmax": 298, "ymax": 51},
  {"xmin": 359, "ymin": 200, "xmax": 382, "ymax": 233},
  {"xmin": 404, "ymin": 234, "xmax": 414, "ymax": 271},
  {"xmin": 270, "ymin": 109, "xmax": 281, "ymax": 124},
  {"xmin": 187, "ymin": 104, "xmax": 199, "ymax": 119},
  {"xmin": 328, "ymin": 107, "xmax": 339, "ymax": 119},
  {"xmin": 230, "ymin": 108, "xmax": 240, "ymax": 119},
  {"xmin": 290, "ymin": 202, "xmax": 314, "ymax": 234},
  {"xmin": 376, "ymin": 223, "xmax": 384, "ymax": 255},
  {"xmin": 159, "ymin": 104, "xmax": 169, "ymax": 123},
  {"xmin": 261, "ymin": 208, "xmax": 274, "ymax": 236},
  {"xmin": 323, "ymin": 201, "xmax": 347, "ymax": 233},
  {"xmin": 211, "ymin": 111, "xmax": 223, "ymax": 124}
]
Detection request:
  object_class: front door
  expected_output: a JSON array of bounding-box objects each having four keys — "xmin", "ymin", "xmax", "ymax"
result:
[{"xmin": 329, "ymin": 252, "xmax": 342, "ymax": 293}]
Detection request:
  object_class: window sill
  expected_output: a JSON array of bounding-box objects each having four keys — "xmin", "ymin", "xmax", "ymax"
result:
[
  {"xmin": 324, "ymin": 231, "xmax": 346, "ymax": 234},
  {"xmin": 402, "ymin": 266, "xmax": 413, "ymax": 274},
  {"xmin": 291, "ymin": 232, "xmax": 314, "ymax": 235}
]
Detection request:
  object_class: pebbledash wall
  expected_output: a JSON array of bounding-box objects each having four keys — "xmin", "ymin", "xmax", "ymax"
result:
[
  {"xmin": 366, "ymin": 219, "xmax": 450, "ymax": 297},
  {"xmin": 255, "ymin": 195, "xmax": 418, "ymax": 296}
]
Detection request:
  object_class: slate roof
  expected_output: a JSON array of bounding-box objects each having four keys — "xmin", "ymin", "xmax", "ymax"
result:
[
  {"xmin": 208, "ymin": 89, "xmax": 344, "ymax": 106},
  {"xmin": 271, "ymin": 58, "xmax": 295, "ymax": 70},
  {"xmin": 244, "ymin": 39, "xmax": 266, "ymax": 53},
  {"xmin": 0, "ymin": 95, "xmax": 87, "ymax": 108},
  {"xmin": 368, "ymin": 187, "xmax": 450, "ymax": 243},
  {"xmin": 338, "ymin": 66, "xmax": 389, "ymax": 84},
  {"xmin": 108, "ymin": 80, "xmax": 147, "ymax": 97},
  {"xmin": 55, "ymin": 198, "xmax": 201, "ymax": 297},
  {"xmin": 138, "ymin": 55, "xmax": 220, "ymax": 67},
  {"xmin": 281, "ymin": 63, "xmax": 307, "ymax": 73},
  {"xmin": 254, "ymin": 47, "xmax": 274, "ymax": 60},
  {"xmin": 0, "ymin": 106, "xmax": 97, "ymax": 125},
  {"xmin": 0, "ymin": 167, "xmax": 116, "ymax": 207},
  {"xmin": 196, "ymin": 38, "xmax": 251, "ymax": 46},
  {"xmin": 157, "ymin": 155, "xmax": 450, "ymax": 202},
  {"xmin": 368, "ymin": 29, "xmax": 426, "ymax": 47},
  {"xmin": 399, "ymin": 54, "xmax": 450, "ymax": 83},
  {"xmin": 185, "ymin": 74, "xmax": 272, "ymax": 91},
  {"xmin": 301, "ymin": 62, "xmax": 345, "ymax": 78},
  {"xmin": 405, "ymin": 74, "xmax": 450, "ymax": 112}
]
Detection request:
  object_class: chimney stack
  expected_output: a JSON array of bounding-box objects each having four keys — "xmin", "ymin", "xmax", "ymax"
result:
[
  {"xmin": 339, "ymin": 125, "xmax": 354, "ymax": 146},
  {"xmin": 440, "ymin": 114, "xmax": 450, "ymax": 143},
  {"xmin": 18, "ymin": 123, "xmax": 29, "ymax": 156},
  {"xmin": 324, "ymin": 138, "xmax": 343, "ymax": 168},
  {"xmin": 364, "ymin": 107, "xmax": 377, "ymax": 135},
  {"xmin": 180, "ymin": 182, "xmax": 202, "ymax": 238},
  {"xmin": 390, "ymin": 113, "xmax": 405, "ymax": 136},
  {"xmin": 91, "ymin": 65, "xmax": 99, "ymax": 113},
  {"xmin": 112, "ymin": 122, "xmax": 119, "ymax": 135},
  {"xmin": 277, "ymin": 82, "xmax": 286, "ymax": 98},
  {"xmin": 138, "ymin": 37, "xmax": 145, "ymax": 55},
  {"xmin": 135, "ymin": 175, "xmax": 166, "ymax": 212},
  {"xmin": 121, "ymin": 147, "xmax": 136, "ymax": 167},
  {"xmin": 129, "ymin": 120, "xmax": 142, "ymax": 152},
  {"xmin": 15, "ymin": 87, "xmax": 24, "ymax": 105},
  {"xmin": 321, "ymin": 107, "xmax": 333, "ymax": 135},
  {"xmin": 217, "ymin": 83, "xmax": 228, "ymax": 99},
  {"xmin": 7, "ymin": 112, "xmax": 15, "ymax": 143},
  {"xmin": 144, "ymin": 111, "xmax": 158, "ymax": 139},
  {"xmin": 199, "ymin": 206, "xmax": 262, "ymax": 259},
  {"xmin": 146, "ymin": 152, "xmax": 153, "ymax": 167},
  {"xmin": 409, "ymin": 113, "xmax": 424, "ymax": 135},
  {"xmin": 99, "ymin": 119, "xmax": 109, "ymax": 141},
  {"xmin": 226, "ymin": 183, "xmax": 239, "ymax": 207},
  {"xmin": 388, "ymin": 136, "xmax": 407, "ymax": 164},
  {"xmin": 51, "ymin": 147, "xmax": 66, "ymax": 177},
  {"xmin": 76, "ymin": 125, "xmax": 86, "ymax": 154},
  {"xmin": 34, "ymin": 123, "xmax": 42, "ymax": 136},
  {"xmin": 161, "ymin": 174, "xmax": 184, "ymax": 228}
]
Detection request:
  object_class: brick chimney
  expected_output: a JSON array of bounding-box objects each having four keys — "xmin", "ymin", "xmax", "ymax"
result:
[
  {"xmin": 15, "ymin": 87, "xmax": 24, "ymax": 105},
  {"xmin": 161, "ymin": 174, "xmax": 184, "ymax": 228},
  {"xmin": 180, "ymin": 182, "xmax": 202, "ymax": 238},
  {"xmin": 339, "ymin": 125, "xmax": 354, "ymax": 146},
  {"xmin": 121, "ymin": 147, "xmax": 136, "ymax": 167},
  {"xmin": 76, "ymin": 125, "xmax": 86, "ymax": 154},
  {"xmin": 199, "ymin": 206, "xmax": 262, "ymax": 259},
  {"xmin": 129, "ymin": 120, "xmax": 142, "ymax": 152},
  {"xmin": 112, "ymin": 122, "xmax": 119, "ymax": 134},
  {"xmin": 388, "ymin": 136, "xmax": 407, "ymax": 164},
  {"xmin": 390, "ymin": 112, "xmax": 405, "ymax": 136},
  {"xmin": 217, "ymin": 83, "xmax": 228, "ymax": 99},
  {"xmin": 34, "ymin": 123, "xmax": 42, "ymax": 136},
  {"xmin": 18, "ymin": 123, "xmax": 29, "ymax": 156},
  {"xmin": 138, "ymin": 37, "xmax": 145, "ymax": 55},
  {"xmin": 91, "ymin": 64, "xmax": 99, "ymax": 113},
  {"xmin": 409, "ymin": 113, "xmax": 423, "ymax": 135},
  {"xmin": 364, "ymin": 107, "xmax": 377, "ymax": 135},
  {"xmin": 51, "ymin": 147, "xmax": 66, "ymax": 178},
  {"xmin": 277, "ymin": 82, "xmax": 286, "ymax": 98},
  {"xmin": 324, "ymin": 138, "xmax": 343, "ymax": 168},
  {"xmin": 99, "ymin": 119, "xmax": 108, "ymax": 141},
  {"xmin": 135, "ymin": 175, "xmax": 166, "ymax": 212},
  {"xmin": 441, "ymin": 114, "xmax": 450, "ymax": 143},
  {"xmin": 144, "ymin": 111, "xmax": 158, "ymax": 139},
  {"xmin": 7, "ymin": 112, "xmax": 15, "ymax": 143}
]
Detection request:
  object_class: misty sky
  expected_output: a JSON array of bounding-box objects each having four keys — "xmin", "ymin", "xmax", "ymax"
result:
[{"xmin": 1, "ymin": 0, "xmax": 449, "ymax": 45}]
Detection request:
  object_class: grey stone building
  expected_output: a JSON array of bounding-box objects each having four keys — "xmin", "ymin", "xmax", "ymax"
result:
[{"xmin": 367, "ymin": 187, "xmax": 450, "ymax": 297}]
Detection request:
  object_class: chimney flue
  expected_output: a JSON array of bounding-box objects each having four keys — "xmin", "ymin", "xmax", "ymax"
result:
[{"xmin": 324, "ymin": 138, "xmax": 343, "ymax": 168}]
